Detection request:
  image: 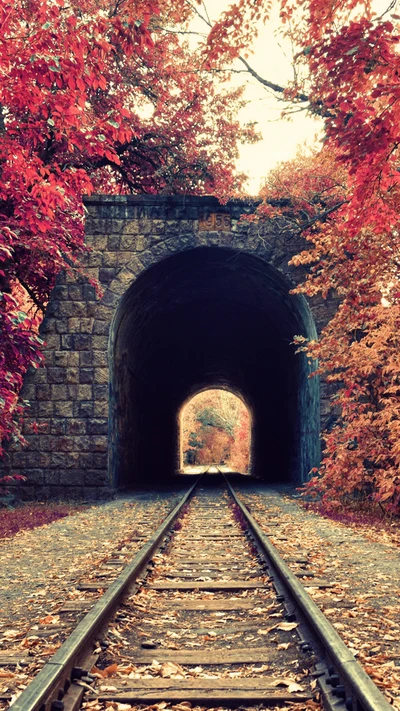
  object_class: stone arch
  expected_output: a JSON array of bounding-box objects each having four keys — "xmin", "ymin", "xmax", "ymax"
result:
[{"xmin": 4, "ymin": 196, "xmax": 335, "ymax": 498}]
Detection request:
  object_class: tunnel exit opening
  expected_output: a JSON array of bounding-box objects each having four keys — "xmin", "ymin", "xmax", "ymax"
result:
[
  {"xmin": 109, "ymin": 246, "xmax": 320, "ymax": 489},
  {"xmin": 179, "ymin": 388, "xmax": 252, "ymax": 473}
]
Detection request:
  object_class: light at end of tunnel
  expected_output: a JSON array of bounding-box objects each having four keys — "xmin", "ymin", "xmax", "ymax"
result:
[{"xmin": 179, "ymin": 388, "xmax": 252, "ymax": 474}]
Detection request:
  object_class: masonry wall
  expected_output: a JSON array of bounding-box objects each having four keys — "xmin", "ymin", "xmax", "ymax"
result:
[{"xmin": 3, "ymin": 196, "xmax": 338, "ymax": 499}]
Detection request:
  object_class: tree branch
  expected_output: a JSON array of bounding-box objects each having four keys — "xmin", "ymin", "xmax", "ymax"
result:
[{"xmin": 237, "ymin": 55, "xmax": 309, "ymax": 103}]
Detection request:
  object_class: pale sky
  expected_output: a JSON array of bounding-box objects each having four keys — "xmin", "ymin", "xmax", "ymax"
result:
[
  {"xmin": 190, "ymin": 1, "xmax": 323, "ymax": 194},
  {"xmin": 191, "ymin": 0, "xmax": 394, "ymax": 194}
]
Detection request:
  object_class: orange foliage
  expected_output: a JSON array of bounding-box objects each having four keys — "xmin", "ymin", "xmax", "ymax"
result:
[{"xmin": 181, "ymin": 389, "xmax": 251, "ymax": 472}]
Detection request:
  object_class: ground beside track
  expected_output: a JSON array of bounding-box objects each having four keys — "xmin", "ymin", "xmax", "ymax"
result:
[
  {"xmin": 0, "ymin": 490, "xmax": 183, "ymax": 631},
  {"xmin": 235, "ymin": 483, "xmax": 400, "ymax": 707}
]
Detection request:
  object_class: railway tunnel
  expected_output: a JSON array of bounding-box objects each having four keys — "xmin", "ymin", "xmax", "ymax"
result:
[{"xmin": 110, "ymin": 246, "xmax": 320, "ymax": 488}]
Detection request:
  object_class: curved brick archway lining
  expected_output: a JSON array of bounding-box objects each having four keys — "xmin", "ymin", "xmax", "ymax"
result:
[{"xmin": 110, "ymin": 247, "xmax": 320, "ymax": 487}]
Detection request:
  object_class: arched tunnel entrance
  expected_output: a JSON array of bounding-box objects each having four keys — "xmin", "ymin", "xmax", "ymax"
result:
[{"xmin": 110, "ymin": 247, "xmax": 320, "ymax": 487}]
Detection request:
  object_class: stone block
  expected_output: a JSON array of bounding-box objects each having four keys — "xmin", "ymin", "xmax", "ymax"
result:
[
  {"xmin": 83, "ymin": 486, "xmax": 110, "ymax": 500},
  {"xmin": 18, "ymin": 486, "xmax": 36, "ymax": 500},
  {"xmin": 66, "ymin": 419, "xmax": 87, "ymax": 435},
  {"xmin": 78, "ymin": 452, "xmax": 94, "ymax": 468},
  {"xmin": 66, "ymin": 367, "xmax": 79, "ymax": 384},
  {"xmin": 64, "ymin": 486, "xmax": 85, "ymax": 501},
  {"xmin": 93, "ymin": 452, "xmax": 108, "ymax": 468},
  {"xmin": 108, "ymin": 279, "xmax": 128, "ymax": 296},
  {"xmin": 92, "ymin": 435, "xmax": 108, "ymax": 452},
  {"xmin": 51, "ymin": 419, "xmax": 67, "ymax": 435},
  {"xmin": 92, "ymin": 336, "xmax": 109, "ymax": 350},
  {"xmin": 26, "ymin": 402, "xmax": 39, "ymax": 417},
  {"xmin": 107, "ymin": 234, "xmax": 121, "ymax": 250},
  {"xmin": 51, "ymin": 436, "xmax": 75, "ymax": 452},
  {"xmin": 54, "ymin": 350, "xmax": 79, "ymax": 367},
  {"xmin": 67, "ymin": 384, "xmax": 78, "ymax": 400},
  {"xmin": 51, "ymin": 384, "xmax": 68, "ymax": 400},
  {"xmin": 96, "ymin": 304, "xmax": 114, "ymax": 322},
  {"xmin": 86, "ymin": 234, "xmax": 107, "ymax": 250},
  {"xmin": 73, "ymin": 334, "xmax": 92, "ymax": 350},
  {"xmin": 25, "ymin": 470, "xmax": 45, "ymax": 485},
  {"xmin": 83, "ymin": 284, "xmax": 97, "ymax": 300},
  {"xmin": 48, "ymin": 367, "xmax": 65, "ymax": 384},
  {"xmin": 79, "ymin": 351, "xmax": 93, "ymax": 367},
  {"xmin": 93, "ymin": 384, "xmax": 107, "ymax": 401},
  {"xmin": 59, "ymin": 470, "xmax": 83, "ymax": 486},
  {"xmin": 36, "ymin": 384, "xmax": 51, "ymax": 401},
  {"xmin": 40, "ymin": 318, "xmax": 57, "ymax": 334},
  {"xmin": 87, "ymin": 419, "xmax": 108, "ymax": 435},
  {"xmin": 84, "ymin": 267, "xmax": 99, "ymax": 282},
  {"xmin": 53, "ymin": 401, "xmax": 74, "ymax": 417},
  {"xmin": 93, "ymin": 320, "xmax": 110, "ymax": 336},
  {"xmin": 42, "ymin": 334, "xmax": 61, "ymax": 349},
  {"xmin": 101, "ymin": 290, "xmax": 120, "ymax": 308},
  {"xmin": 94, "ymin": 368, "xmax": 108, "ymax": 384},
  {"xmin": 52, "ymin": 285, "xmax": 69, "ymax": 300},
  {"xmin": 55, "ymin": 318, "xmax": 69, "ymax": 334},
  {"xmin": 138, "ymin": 219, "xmax": 153, "ymax": 235},
  {"xmin": 120, "ymin": 234, "xmax": 137, "ymax": 250},
  {"xmin": 21, "ymin": 383, "xmax": 36, "ymax": 400},
  {"xmin": 87, "ymin": 251, "xmax": 103, "ymax": 267},
  {"xmin": 59, "ymin": 301, "xmax": 88, "ymax": 318},
  {"xmin": 151, "ymin": 219, "xmax": 165, "ymax": 235},
  {"xmin": 38, "ymin": 401, "xmax": 54, "ymax": 416},
  {"xmin": 122, "ymin": 220, "xmax": 139, "ymax": 235},
  {"xmin": 61, "ymin": 334, "xmax": 74, "ymax": 350},
  {"xmin": 84, "ymin": 470, "xmax": 109, "ymax": 486},
  {"xmin": 27, "ymin": 367, "xmax": 47, "ymax": 384},
  {"xmin": 77, "ymin": 384, "xmax": 93, "ymax": 400},
  {"xmin": 50, "ymin": 452, "xmax": 78, "ymax": 468},
  {"xmin": 79, "ymin": 401, "xmax": 94, "ymax": 418},
  {"xmin": 102, "ymin": 252, "xmax": 118, "ymax": 267},
  {"xmin": 77, "ymin": 318, "xmax": 95, "ymax": 333},
  {"xmin": 117, "ymin": 251, "xmax": 136, "ymax": 267},
  {"xmin": 68, "ymin": 284, "xmax": 83, "ymax": 300},
  {"xmin": 93, "ymin": 351, "xmax": 108, "ymax": 367},
  {"xmin": 94, "ymin": 401, "xmax": 108, "ymax": 417},
  {"xmin": 86, "ymin": 302, "xmax": 98, "ymax": 318},
  {"xmin": 44, "ymin": 471, "xmax": 60, "ymax": 485},
  {"xmin": 11, "ymin": 451, "xmax": 27, "ymax": 467},
  {"xmin": 99, "ymin": 267, "xmax": 116, "ymax": 285},
  {"xmin": 80, "ymin": 367, "xmax": 94, "ymax": 383}
]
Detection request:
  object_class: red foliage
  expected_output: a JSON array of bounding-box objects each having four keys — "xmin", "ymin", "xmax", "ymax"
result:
[
  {"xmin": 0, "ymin": 502, "xmax": 85, "ymax": 539},
  {"xmin": 201, "ymin": 0, "xmax": 400, "ymax": 510},
  {"xmin": 0, "ymin": 0, "xmax": 258, "ymax": 453}
]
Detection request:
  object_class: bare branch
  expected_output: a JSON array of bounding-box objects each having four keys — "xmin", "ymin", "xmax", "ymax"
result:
[{"xmin": 237, "ymin": 56, "xmax": 309, "ymax": 103}]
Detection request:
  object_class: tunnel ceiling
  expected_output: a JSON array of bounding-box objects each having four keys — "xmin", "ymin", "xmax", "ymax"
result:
[{"xmin": 112, "ymin": 247, "xmax": 319, "ymax": 486}]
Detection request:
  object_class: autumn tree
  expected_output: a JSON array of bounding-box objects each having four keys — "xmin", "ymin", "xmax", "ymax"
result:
[
  {"xmin": 181, "ymin": 389, "xmax": 250, "ymax": 470},
  {"xmin": 0, "ymin": 0, "xmax": 258, "ymax": 455},
  {"xmin": 205, "ymin": 0, "xmax": 400, "ymax": 510}
]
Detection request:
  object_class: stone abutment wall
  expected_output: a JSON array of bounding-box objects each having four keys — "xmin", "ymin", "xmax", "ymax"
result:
[{"xmin": 4, "ymin": 196, "xmax": 337, "ymax": 498}]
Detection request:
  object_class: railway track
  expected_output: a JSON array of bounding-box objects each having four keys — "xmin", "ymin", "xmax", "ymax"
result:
[{"xmin": 4, "ymin": 473, "xmax": 393, "ymax": 711}]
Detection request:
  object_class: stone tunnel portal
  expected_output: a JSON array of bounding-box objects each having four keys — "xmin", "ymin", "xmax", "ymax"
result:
[{"xmin": 111, "ymin": 246, "xmax": 320, "ymax": 488}]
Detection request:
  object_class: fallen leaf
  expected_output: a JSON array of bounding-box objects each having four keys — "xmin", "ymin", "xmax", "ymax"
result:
[
  {"xmin": 160, "ymin": 661, "xmax": 185, "ymax": 678},
  {"xmin": 277, "ymin": 622, "xmax": 299, "ymax": 631}
]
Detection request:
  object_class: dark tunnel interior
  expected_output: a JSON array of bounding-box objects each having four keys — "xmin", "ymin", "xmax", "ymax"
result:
[{"xmin": 110, "ymin": 247, "xmax": 320, "ymax": 487}]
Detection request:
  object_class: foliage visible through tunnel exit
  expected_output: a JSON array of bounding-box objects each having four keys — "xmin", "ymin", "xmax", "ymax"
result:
[{"xmin": 181, "ymin": 389, "xmax": 250, "ymax": 471}]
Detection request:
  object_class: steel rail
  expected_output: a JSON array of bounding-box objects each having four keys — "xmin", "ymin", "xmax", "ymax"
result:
[
  {"xmin": 11, "ymin": 480, "xmax": 199, "ymax": 711},
  {"xmin": 226, "ymin": 478, "xmax": 393, "ymax": 711}
]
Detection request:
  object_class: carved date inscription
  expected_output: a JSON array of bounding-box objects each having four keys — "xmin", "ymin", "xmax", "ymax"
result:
[{"xmin": 199, "ymin": 212, "xmax": 231, "ymax": 231}]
